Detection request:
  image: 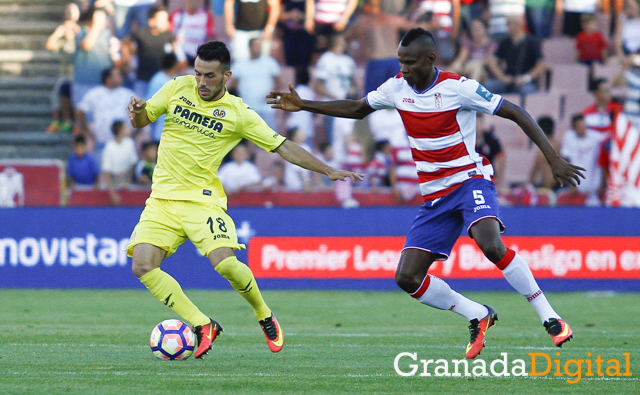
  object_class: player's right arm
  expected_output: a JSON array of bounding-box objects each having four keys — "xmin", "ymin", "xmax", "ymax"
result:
[
  {"xmin": 268, "ymin": 83, "xmax": 375, "ymax": 119},
  {"xmin": 127, "ymin": 97, "xmax": 151, "ymax": 128}
]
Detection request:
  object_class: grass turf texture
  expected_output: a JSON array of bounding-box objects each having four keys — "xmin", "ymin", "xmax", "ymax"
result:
[{"xmin": 1, "ymin": 289, "xmax": 638, "ymax": 394}]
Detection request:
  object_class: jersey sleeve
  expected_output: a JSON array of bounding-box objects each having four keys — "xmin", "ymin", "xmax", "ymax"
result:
[
  {"xmin": 365, "ymin": 77, "xmax": 397, "ymax": 110},
  {"xmin": 239, "ymin": 105, "xmax": 286, "ymax": 152},
  {"xmin": 145, "ymin": 78, "xmax": 175, "ymax": 122},
  {"xmin": 458, "ymin": 78, "xmax": 503, "ymax": 115}
]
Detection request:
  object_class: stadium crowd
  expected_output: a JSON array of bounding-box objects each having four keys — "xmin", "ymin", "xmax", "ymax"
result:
[{"xmin": 43, "ymin": 0, "xmax": 640, "ymax": 207}]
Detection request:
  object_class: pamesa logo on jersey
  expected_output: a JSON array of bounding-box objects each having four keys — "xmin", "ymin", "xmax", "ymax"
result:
[{"xmin": 212, "ymin": 108, "xmax": 226, "ymax": 118}]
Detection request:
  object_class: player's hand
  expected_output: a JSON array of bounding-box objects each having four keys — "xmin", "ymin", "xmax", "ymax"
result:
[
  {"xmin": 127, "ymin": 96, "xmax": 146, "ymax": 116},
  {"xmin": 549, "ymin": 156, "xmax": 585, "ymax": 188},
  {"xmin": 267, "ymin": 83, "xmax": 303, "ymax": 112},
  {"xmin": 327, "ymin": 169, "xmax": 365, "ymax": 183}
]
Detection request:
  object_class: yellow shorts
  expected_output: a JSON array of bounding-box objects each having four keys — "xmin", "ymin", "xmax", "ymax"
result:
[{"xmin": 126, "ymin": 197, "xmax": 246, "ymax": 258}]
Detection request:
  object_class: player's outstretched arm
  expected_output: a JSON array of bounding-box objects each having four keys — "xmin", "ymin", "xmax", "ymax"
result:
[
  {"xmin": 274, "ymin": 139, "xmax": 364, "ymax": 183},
  {"xmin": 267, "ymin": 83, "xmax": 375, "ymax": 119},
  {"xmin": 127, "ymin": 96, "xmax": 151, "ymax": 128},
  {"xmin": 495, "ymin": 100, "xmax": 585, "ymax": 187}
]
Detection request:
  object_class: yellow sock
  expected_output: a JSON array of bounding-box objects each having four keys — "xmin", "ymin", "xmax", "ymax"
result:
[
  {"xmin": 139, "ymin": 268, "xmax": 210, "ymax": 327},
  {"xmin": 215, "ymin": 257, "xmax": 271, "ymax": 321}
]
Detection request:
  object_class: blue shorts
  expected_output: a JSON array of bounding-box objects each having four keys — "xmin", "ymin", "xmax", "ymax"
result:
[{"xmin": 404, "ymin": 178, "xmax": 505, "ymax": 260}]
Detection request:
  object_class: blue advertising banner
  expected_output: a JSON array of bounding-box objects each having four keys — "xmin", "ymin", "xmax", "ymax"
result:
[{"xmin": 1, "ymin": 207, "xmax": 639, "ymax": 290}]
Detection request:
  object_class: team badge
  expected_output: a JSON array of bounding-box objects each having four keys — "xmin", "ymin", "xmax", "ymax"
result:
[
  {"xmin": 212, "ymin": 108, "xmax": 226, "ymax": 118},
  {"xmin": 434, "ymin": 92, "xmax": 442, "ymax": 109}
]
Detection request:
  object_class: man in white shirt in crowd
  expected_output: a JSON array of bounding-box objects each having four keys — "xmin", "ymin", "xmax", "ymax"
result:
[
  {"xmin": 218, "ymin": 143, "xmax": 263, "ymax": 193},
  {"xmin": 101, "ymin": 121, "xmax": 138, "ymax": 205},
  {"xmin": 76, "ymin": 67, "xmax": 135, "ymax": 162},
  {"xmin": 560, "ymin": 113, "xmax": 606, "ymax": 206},
  {"xmin": 231, "ymin": 38, "xmax": 281, "ymax": 129}
]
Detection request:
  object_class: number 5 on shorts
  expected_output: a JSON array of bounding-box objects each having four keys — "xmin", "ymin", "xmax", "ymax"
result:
[{"xmin": 473, "ymin": 190, "xmax": 485, "ymax": 205}]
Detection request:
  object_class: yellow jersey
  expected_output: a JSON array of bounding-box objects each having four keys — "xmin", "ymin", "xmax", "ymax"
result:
[{"xmin": 145, "ymin": 75, "xmax": 285, "ymax": 209}]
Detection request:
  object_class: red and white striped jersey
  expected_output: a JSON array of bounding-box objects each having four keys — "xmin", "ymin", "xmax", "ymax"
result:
[
  {"xmin": 582, "ymin": 101, "xmax": 623, "ymax": 136},
  {"xmin": 314, "ymin": 0, "xmax": 349, "ymax": 25},
  {"xmin": 605, "ymin": 111, "xmax": 640, "ymax": 207},
  {"xmin": 366, "ymin": 69, "xmax": 504, "ymax": 201}
]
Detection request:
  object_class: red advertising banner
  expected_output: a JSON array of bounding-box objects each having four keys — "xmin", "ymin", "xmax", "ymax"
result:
[
  {"xmin": 248, "ymin": 236, "xmax": 640, "ymax": 279},
  {"xmin": 0, "ymin": 160, "xmax": 63, "ymax": 207}
]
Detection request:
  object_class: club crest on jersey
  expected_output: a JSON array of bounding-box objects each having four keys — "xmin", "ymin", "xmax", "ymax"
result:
[
  {"xmin": 434, "ymin": 92, "xmax": 442, "ymax": 109},
  {"xmin": 212, "ymin": 108, "xmax": 226, "ymax": 118}
]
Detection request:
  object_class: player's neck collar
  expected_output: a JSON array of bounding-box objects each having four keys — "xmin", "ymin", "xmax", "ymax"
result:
[{"xmin": 412, "ymin": 67, "xmax": 440, "ymax": 95}]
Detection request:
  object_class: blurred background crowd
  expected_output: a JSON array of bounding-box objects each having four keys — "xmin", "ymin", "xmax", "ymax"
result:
[{"xmin": 3, "ymin": 0, "xmax": 640, "ymax": 207}]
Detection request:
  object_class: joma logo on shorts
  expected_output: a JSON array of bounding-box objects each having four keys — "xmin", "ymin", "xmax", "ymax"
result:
[{"xmin": 473, "ymin": 204, "xmax": 491, "ymax": 213}]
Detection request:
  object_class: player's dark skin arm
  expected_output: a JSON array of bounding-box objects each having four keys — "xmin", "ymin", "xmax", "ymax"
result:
[
  {"xmin": 267, "ymin": 84, "xmax": 375, "ymax": 119},
  {"xmin": 496, "ymin": 100, "xmax": 585, "ymax": 187}
]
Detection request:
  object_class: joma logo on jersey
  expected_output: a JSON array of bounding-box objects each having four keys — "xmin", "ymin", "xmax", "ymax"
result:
[
  {"xmin": 173, "ymin": 105, "xmax": 223, "ymax": 133},
  {"xmin": 212, "ymin": 108, "xmax": 226, "ymax": 118},
  {"xmin": 179, "ymin": 95, "xmax": 195, "ymax": 107},
  {"xmin": 402, "ymin": 98, "xmax": 414, "ymax": 103},
  {"xmin": 435, "ymin": 92, "xmax": 442, "ymax": 109}
]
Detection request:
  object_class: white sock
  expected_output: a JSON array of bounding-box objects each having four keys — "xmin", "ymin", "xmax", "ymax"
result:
[
  {"xmin": 412, "ymin": 275, "xmax": 488, "ymax": 321},
  {"xmin": 499, "ymin": 250, "xmax": 560, "ymax": 323}
]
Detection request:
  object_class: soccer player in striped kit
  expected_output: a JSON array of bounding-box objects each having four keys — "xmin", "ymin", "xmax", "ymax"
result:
[{"xmin": 268, "ymin": 28, "xmax": 585, "ymax": 359}]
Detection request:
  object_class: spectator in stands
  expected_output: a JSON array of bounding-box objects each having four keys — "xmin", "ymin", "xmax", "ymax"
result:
[
  {"xmin": 583, "ymin": 78, "xmax": 623, "ymax": 136},
  {"xmin": 101, "ymin": 121, "xmax": 139, "ymax": 205},
  {"xmin": 406, "ymin": 0, "xmax": 461, "ymax": 63},
  {"xmin": 224, "ymin": 0, "xmax": 281, "ymax": 61},
  {"xmin": 113, "ymin": 0, "xmax": 156, "ymax": 40},
  {"xmin": 46, "ymin": 2, "xmax": 81, "ymax": 134},
  {"xmin": 460, "ymin": 0, "xmax": 486, "ymax": 37},
  {"xmin": 476, "ymin": 113, "xmax": 505, "ymax": 189},
  {"xmin": 560, "ymin": 113, "xmax": 606, "ymax": 205},
  {"xmin": 283, "ymin": 128, "xmax": 312, "ymax": 190},
  {"xmin": 73, "ymin": 6, "xmax": 117, "ymax": 107},
  {"xmin": 576, "ymin": 13, "xmax": 608, "ymax": 65},
  {"xmin": 313, "ymin": 34, "xmax": 358, "ymax": 143},
  {"xmin": 279, "ymin": 0, "xmax": 316, "ymax": 69},
  {"xmin": 450, "ymin": 18, "xmax": 496, "ymax": 82},
  {"xmin": 305, "ymin": 0, "xmax": 358, "ymax": 51},
  {"xmin": 367, "ymin": 140, "xmax": 392, "ymax": 190},
  {"xmin": 557, "ymin": 0, "xmax": 598, "ymax": 37},
  {"xmin": 146, "ymin": 53, "xmax": 180, "ymax": 142},
  {"xmin": 349, "ymin": 1, "xmax": 431, "ymax": 94},
  {"xmin": 231, "ymin": 38, "xmax": 281, "ymax": 129},
  {"xmin": 169, "ymin": 0, "xmax": 216, "ymax": 66},
  {"xmin": 488, "ymin": 0, "xmax": 526, "ymax": 38},
  {"xmin": 217, "ymin": 143, "xmax": 263, "ymax": 193},
  {"xmin": 485, "ymin": 15, "xmax": 547, "ymax": 94},
  {"xmin": 67, "ymin": 135, "xmax": 100, "ymax": 188},
  {"xmin": 285, "ymin": 67, "xmax": 315, "ymax": 141},
  {"xmin": 614, "ymin": 0, "xmax": 640, "ymax": 58},
  {"xmin": 263, "ymin": 161, "xmax": 286, "ymax": 189},
  {"xmin": 76, "ymin": 67, "xmax": 136, "ymax": 161},
  {"xmin": 613, "ymin": 52, "xmax": 640, "ymax": 127},
  {"xmin": 133, "ymin": 141, "xmax": 158, "ymax": 185},
  {"xmin": 525, "ymin": 0, "xmax": 556, "ymax": 40},
  {"xmin": 124, "ymin": 5, "xmax": 182, "ymax": 98},
  {"xmin": 529, "ymin": 116, "xmax": 561, "ymax": 189}
]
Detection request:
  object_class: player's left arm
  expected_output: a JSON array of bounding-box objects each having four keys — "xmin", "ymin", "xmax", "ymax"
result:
[
  {"xmin": 495, "ymin": 100, "xmax": 585, "ymax": 187},
  {"xmin": 274, "ymin": 140, "xmax": 364, "ymax": 183}
]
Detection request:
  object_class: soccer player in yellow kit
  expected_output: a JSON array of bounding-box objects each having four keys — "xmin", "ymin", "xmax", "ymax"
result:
[{"xmin": 126, "ymin": 41, "xmax": 363, "ymax": 358}]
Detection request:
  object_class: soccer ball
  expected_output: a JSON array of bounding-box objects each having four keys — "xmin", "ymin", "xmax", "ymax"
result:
[{"xmin": 149, "ymin": 319, "xmax": 195, "ymax": 360}]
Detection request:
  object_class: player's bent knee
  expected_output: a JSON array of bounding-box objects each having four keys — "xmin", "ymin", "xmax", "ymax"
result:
[
  {"xmin": 131, "ymin": 259, "xmax": 155, "ymax": 278},
  {"xmin": 479, "ymin": 241, "xmax": 506, "ymax": 264},
  {"xmin": 395, "ymin": 270, "xmax": 421, "ymax": 294}
]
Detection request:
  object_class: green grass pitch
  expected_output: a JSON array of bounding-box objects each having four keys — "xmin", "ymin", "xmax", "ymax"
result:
[{"xmin": 1, "ymin": 289, "xmax": 638, "ymax": 394}]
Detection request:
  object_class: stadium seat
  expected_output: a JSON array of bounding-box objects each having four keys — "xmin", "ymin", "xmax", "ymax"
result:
[
  {"xmin": 549, "ymin": 63, "xmax": 590, "ymax": 94},
  {"xmin": 501, "ymin": 147, "xmax": 537, "ymax": 185},
  {"xmin": 523, "ymin": 91, "xmax": 562, "ymax": 121},
  {"xmin": 542, "ymin": 38, "xmax": 577, "ymax": 65}
]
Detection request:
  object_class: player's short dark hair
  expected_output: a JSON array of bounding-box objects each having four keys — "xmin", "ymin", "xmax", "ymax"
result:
[
  {"xmin": 160, "ymin": 53, "xmax": 178, "ymax": 70},
  {"xmin": 537, "ymin": 116, "xmax": 555, "ymax": 137},
  {"xmin": 571, "ymin": 113, "xmax": 584, "ymax": 126},
  {"xmin": 295, "ymin": 67, "xmax": 310, "ymax": 86},
  {"xmin": 73, "ymin": 135, "xmax": 86, "ymax": 145},
  {"xmin": 148, "ymin": 5, "xmax": 166, "ymax": 20},
  {"xmin": 196, "ymin": 41, "xmax": 231, "ymax": 70},
  {"xmin": 400, "ymin": 28, "xmax": 436, "ymax": 49},
  {"xmin": 112, "ymin": 121, "xmax": 126, "ymax": 136}
]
